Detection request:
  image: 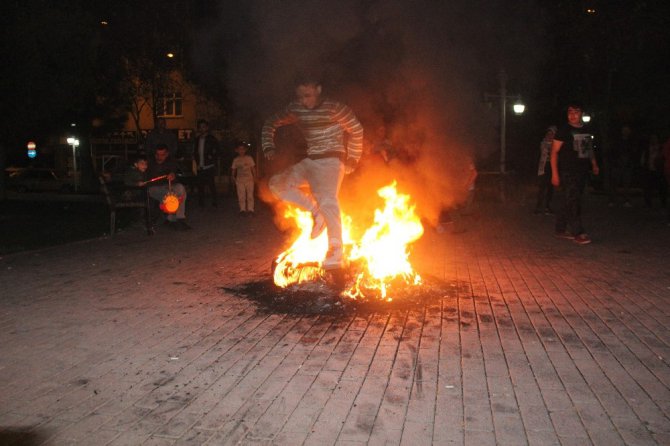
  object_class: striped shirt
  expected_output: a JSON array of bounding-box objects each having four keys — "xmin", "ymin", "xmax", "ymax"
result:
[{"xmin": 262, "ymin": 99, "xmax": 364, "ymax": 162}]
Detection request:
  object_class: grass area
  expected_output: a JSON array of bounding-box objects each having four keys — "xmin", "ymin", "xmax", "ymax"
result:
[{"xmin": 0, "ymin": 199, "xmax": 118, "ymax": 255}]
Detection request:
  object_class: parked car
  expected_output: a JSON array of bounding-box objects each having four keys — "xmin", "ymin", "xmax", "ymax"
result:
[{"xmin": 6, "ymin": 168, "xmax": 74, "ymax": 193}]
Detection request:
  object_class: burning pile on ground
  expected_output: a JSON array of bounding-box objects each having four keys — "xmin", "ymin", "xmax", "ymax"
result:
[{"xmin": 273, "ymin": 182, "xmax": 424, "ymax": 300}]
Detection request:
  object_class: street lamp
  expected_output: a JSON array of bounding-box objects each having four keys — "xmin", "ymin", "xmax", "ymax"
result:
[
  {"xmin": 485, "ymin": 70, "xmax": 525, "ymax": 175},
  {"xmin": 67, "ymin": 137, "xmax": 80, "ymax": 192},
  {"xmin": 513, "ymin": 100, "xmax": 526, "ymax": 115},
  {"xmin": 483, "ymin": 70, "xmax": 526, "ymax": 202}
]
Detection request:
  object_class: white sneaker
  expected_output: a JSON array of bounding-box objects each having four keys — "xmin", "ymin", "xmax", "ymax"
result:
[
  {"xmin": 323, "ymin": 244, "xmax": 344, "ymax": 270},
  {"xmin": 573, "ymin": 233, "xmax": 592, "ymax": 245},
  {"xmin": 310, "ymin": 211, "xmax": 326, "ymax": 239}
]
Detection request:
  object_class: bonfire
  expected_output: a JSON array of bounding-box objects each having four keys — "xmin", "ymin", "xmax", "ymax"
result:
[{"xmin": 273, "ymin": 182, "xmax": 424, "ymax": 300}]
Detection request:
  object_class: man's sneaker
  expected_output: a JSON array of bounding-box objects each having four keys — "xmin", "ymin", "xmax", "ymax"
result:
[
  {"xmin": 554, "ymin": 231, "xmax": 574, "ymax": 240},
  {"xmin": 573, "ymin": 233, "xmax": 591, "ymax": 245},
  {"xmin": 310, "ymin": 211, "xmax": 326, "ymax": 239},
  {"xmin": 322, "ymin": 244, "xmax": 344, "ymax": 271}
]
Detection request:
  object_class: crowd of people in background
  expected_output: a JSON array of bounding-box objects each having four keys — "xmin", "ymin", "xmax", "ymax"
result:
[
  {"xmin": 109, "ymin": 116, "xmax": 259, "ymax": 232},
  {"xmin": 106, "ymin": 94, "xmax": 670, "ymax": 247}
]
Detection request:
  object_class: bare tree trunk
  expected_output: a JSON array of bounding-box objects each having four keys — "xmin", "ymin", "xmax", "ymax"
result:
[{"xmin": 129, "ymin": 97, "xmax": 149, "ymax": 150}]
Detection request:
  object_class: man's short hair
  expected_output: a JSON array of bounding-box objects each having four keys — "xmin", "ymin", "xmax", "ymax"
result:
[
  {"xmin": 197, "ymin": 119, "xmax": 209, "ymax": 127},
  {"xmin": 133, "ymin": 155, "xmax": 147, "ymax": 164},
  {"xmin": 293, "ymin": 73, "xmax": 321, "ymax": 88},
  {"xmin": 155, "ymin": 144, "xmax": 169, "ymax": 152},
  {"xmin": 566, "ymin": 101, "xmax": 583, "ymax": 111}
]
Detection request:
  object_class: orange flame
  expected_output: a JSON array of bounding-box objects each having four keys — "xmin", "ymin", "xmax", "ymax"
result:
[
  {"xmin": 345, "ymin": 182, "xmax": 423, "ymax": 300},
  {"xmin": 272, "ymin": 207, "xmax": 329, "ymax": 287},
  {"xmin": 273, "ymin": 181, "xmax": 423, "ymax": 299}
]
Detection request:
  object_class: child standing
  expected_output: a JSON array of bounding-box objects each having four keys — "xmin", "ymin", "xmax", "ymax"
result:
[{"xmin": 231, "ymin": 143, "xmax": 256, "ymax": 215}]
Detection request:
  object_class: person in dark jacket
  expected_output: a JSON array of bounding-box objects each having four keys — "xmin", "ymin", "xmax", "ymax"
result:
[{"xmin": 193, "ymin": 119, "xmax": 220, "ymax": 207}]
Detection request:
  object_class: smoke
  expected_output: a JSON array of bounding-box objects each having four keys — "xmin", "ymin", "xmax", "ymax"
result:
[{"xmin": 195, "ymin": 0, "xmax": 542, "ymax": 223}]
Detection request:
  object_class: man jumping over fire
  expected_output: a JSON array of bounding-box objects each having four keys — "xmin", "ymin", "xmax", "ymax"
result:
[{"xmin": 262, "ymin": 76, "xmax": 364, "ymax": 271}]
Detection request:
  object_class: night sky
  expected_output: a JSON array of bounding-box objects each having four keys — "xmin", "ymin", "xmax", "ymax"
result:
[
  {"xmin": 193, "ymin": 0, "xmax": 546, "ymax": 152},
  {"xmin": 2, "ymin": 1, "xmax": 669, "ymax": 176},
  {"xmin": 192, "ymin": 0, "xmax": 670, "ymax": 199}
]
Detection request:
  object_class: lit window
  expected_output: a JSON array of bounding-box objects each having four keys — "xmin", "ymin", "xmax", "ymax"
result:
[{"xmin": 158, "ymin": 92, "xmax": 183, "ymax": 117}]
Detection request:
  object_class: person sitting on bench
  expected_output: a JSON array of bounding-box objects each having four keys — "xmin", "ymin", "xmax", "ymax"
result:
[{"xmin": 146, "ymin": 145, "xmax": 191, "ymax": 231}]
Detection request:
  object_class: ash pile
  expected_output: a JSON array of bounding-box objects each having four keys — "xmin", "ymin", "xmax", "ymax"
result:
[{"xmin": 221, "ymin": 276, "xmax": 453, "ymax": 315}]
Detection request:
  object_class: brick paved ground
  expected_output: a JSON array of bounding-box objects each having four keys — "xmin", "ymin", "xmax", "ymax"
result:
[{"xmin": 0, "ymin": 191, "xmax": 668, "ymax": 445}]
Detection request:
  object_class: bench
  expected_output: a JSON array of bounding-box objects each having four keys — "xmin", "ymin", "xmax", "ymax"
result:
[{"xmin": 98, "ymin": 176, "xmax": 155, "ymax": 236}]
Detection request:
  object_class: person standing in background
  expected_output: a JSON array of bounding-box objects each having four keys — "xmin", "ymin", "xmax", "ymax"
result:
[
  {"xmin": 193, "ymin": 119, "xmax": 220, "ymax": 207},
  {"xmin": 640, "ymin": 134, "xmax": 667, "ymax": 208},
  {"xmin": 607, "ymin": 125, "xmax": 637, "ymax": 207},
  {"xmin": 231, "ymin": 142, "xmax": 256, "ymax": 215},
  {"xmin": 534, "ymin": 125, "xmax": 557, "ymax": 215},
  {"xmin": 551, "ymin": 103, "xmax": 599, "ymax": 245}
]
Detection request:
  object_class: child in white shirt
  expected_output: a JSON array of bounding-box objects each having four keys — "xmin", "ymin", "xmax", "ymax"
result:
[{"xmin": 231, "ymin": 143, "xmax": 256, "ymax": 214}]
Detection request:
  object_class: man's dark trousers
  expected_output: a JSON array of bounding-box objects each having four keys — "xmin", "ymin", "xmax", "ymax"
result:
[
  {"xmin": 555, "ymin": 172, "xmax": 587, "ymax": 236},
  {"xmin": 197, "ymin": 168, "xmax": 217, "ymax": 207}
]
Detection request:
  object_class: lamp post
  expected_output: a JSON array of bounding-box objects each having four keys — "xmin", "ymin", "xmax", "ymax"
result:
[
  {"xmin": 67, "ymin": 137, "xmax": 80, "ymax": 192},
  {"xmin": 484, "ymin": 70, "xmax": 525, "ymax": 200}
]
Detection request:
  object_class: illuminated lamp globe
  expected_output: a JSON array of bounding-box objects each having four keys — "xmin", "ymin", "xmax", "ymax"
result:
[
  {"xmin": 513, "ymin": 101, "xmax": 526, "ymax": 115},
  {"xmin": 161, "ymin": 193, "xmax": 180, "ymax": 214}
]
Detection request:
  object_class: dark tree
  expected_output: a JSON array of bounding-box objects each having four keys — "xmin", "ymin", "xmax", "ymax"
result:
[{"xmin": 0, "ymin": 0, "xmax": 230, "ymax": 196}]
